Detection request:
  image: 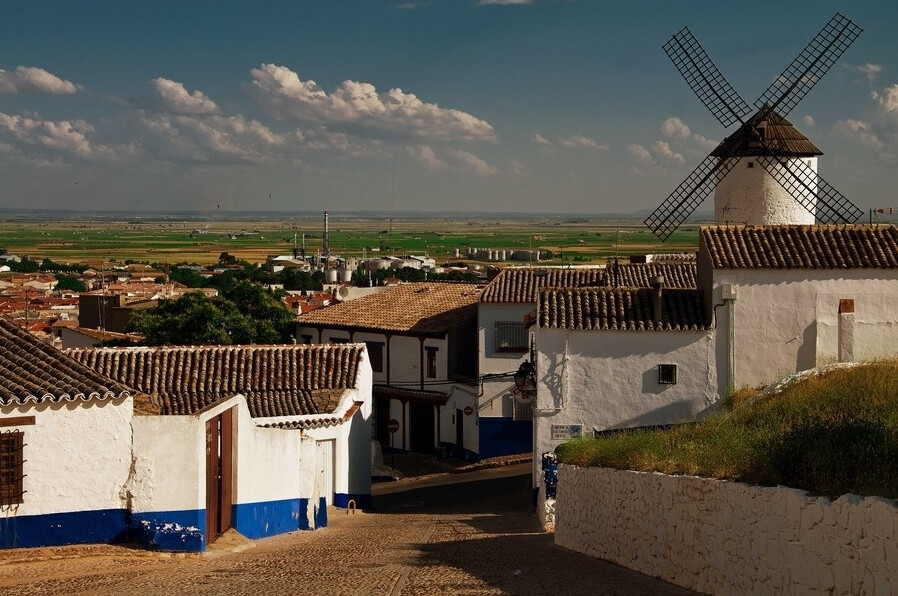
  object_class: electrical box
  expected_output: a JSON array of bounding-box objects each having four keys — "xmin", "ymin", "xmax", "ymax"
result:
[{"xmin": 721, "ymin": 284, "xmax": 737, "ymax": 300}]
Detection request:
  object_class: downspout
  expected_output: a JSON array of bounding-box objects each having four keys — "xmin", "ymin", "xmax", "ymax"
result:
[{"xmin": 721, "ymin": 284, "xmax": 737, "ymax": 391}]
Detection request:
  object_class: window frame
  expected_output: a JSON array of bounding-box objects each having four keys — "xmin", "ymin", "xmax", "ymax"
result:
[
  {"xmin": 425, "ymin": 346, "xmax": 438, "ymax": 379},
  {"xmin": 0, "ymin": 431, "xmax": 24, "ymax": 506},
  {"xmin": 494, "ymin": 321, "xmax": 529, "ymax": 354},
  {"xmin": 658, "ymin": 364, "xmax": 678, "ymax": 385}
]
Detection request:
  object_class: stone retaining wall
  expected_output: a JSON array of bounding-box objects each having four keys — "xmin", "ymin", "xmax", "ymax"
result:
[{"xmin": 555, "ymin": 465, "xmax": 898, "ymax": 595}]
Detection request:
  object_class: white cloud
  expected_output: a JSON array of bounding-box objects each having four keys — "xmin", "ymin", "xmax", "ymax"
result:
[
  {"xmin": 0, "ymin": 66, "xmax": 79, "ymax": 95},
  {"xmin": 508, "ymin": 159, "xmax": 526, "ymax": 175},
  {"xmin": 248, "ymin": 63, "xmax": 495, "ymax": 142},
  {"xmin": 661, "ymin": 117, "xmax": 691, "ymax": 140},
  {"xmin": 558, "ymin": 134, "xmax": 607, "ymax": 150},
  {"xmin": 447, "ymin": 148, "xmax": 499, "ymax": 176},
  {"xmin": 0, "ymin": 112, "xmax": 128, "ymax": 161},
  {"xmin": 691, "ymin": 133, "xmax": 717, "ymax": 152},
  {"xmin": 406, "ymin": 144, "xmax": 446, "ymax": 170},
  {"xmin": 531, "ymin": 133, "xmax": 553, "ymax": 147},
  {"xmin": 846, "ymin": 63, "xmax": 882, "ymax": 81},
  {"xmin": 151, "ymin": 78, "xmax": 218, "ymax": 115},
  {"xmin": 627, "ymin": 144, "xmax": 654, "ymax": 165},
  {"xmin": 872, "ymin": 84, "xmax": 898, "ymax": 114},
  {"xmin": 652, "ymin": 140, "xmax": 685, "ymax": 165},
  {"xmin": 479, "ymin": 0, "xmax": 532, "ymax": 4},
  {"xmin": 803, "ymin": 115, "xmax": 815, "ymax": 127},
  {"xmin": 832, "ymin": 119, "xmax": 883, "ymax": 149},
  {"xmin": 395, "ymin": 2, "xmax": 423, "ymax": 8}
]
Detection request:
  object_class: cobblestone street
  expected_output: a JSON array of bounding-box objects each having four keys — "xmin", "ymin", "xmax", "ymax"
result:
[{"xmin": 0, "ymin": 465, "xmax": 694, "ymax": 595}]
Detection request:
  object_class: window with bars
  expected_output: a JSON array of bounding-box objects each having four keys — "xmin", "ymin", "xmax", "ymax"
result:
[
  {"xmin": 658, "ymin": 364, "xmax": 678, "ymax": 385},
  {"xmin": 0, "ymin": 432, "xmax": 24, "ymax": 506},
  {"xmin": 513, "ymin": 400, "xmax": 533, "ymax": 421},
  {"xmin": 495, "ymin": 321, "xmax": 528, "ymax": 353}
]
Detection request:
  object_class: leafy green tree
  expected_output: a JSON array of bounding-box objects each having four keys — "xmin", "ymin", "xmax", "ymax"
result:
[
  {"xmin": 54, "ymin": 273, "xmax": 87, "ymax": 292},
  {"xmin": 169, "ymin": 267, "xmax": 210, "ymax": 288}
]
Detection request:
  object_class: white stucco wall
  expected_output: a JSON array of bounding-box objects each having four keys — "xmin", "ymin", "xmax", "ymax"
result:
[
  {"xmin": 478, "ymin": 303, "xmax": 532, "ymax": 418},
  {"xmin": 533, "ymin": 328, "xmax": 719, "ymax": 485},
  {"xmin": 714, "ymin": 269, "xmax": 898, "ymax": 388},
  {"xmin": 555, "ymin": 465, "xmax": 898, "ymax": 595},
  {"xmin": 1, "ymin": 396, "xmax": 133, "ymax": 516},
  {"xmin": 714, "ymin": 156, "xmax": 817, "ymax": 225}
]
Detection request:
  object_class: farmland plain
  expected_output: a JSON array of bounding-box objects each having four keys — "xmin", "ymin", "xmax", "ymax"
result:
[{"xmin": 0, "ymin": 212, "xmax": 700, "ymax": 266}]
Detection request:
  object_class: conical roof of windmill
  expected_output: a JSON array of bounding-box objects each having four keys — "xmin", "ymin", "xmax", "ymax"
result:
[{"xmin": 711, "ymin": 106, "xmax": 822, "ymax": 158}]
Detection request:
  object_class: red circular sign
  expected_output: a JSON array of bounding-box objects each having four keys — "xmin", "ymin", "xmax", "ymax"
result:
[
  {"xmin": 387, "ymin": 418, "xmax": 400, "ymax": 433},
  {"xmin": 463, "ymin": 406, "xmax": 474, "ymax": 416}
]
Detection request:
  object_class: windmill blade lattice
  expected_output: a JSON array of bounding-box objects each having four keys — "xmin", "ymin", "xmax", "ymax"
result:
[
  {"xmin": 663, "ymin": 28, "xmax": 753, "ymax": 128},
  {"xmin": 755, "ymin": 13, "xmax": 862, "ymax": 117},
  {"xmin": 644, "ymin": 155, "xmax": 739, "ymax": 241},
  {"xmin": 756, "ymin": 156, "xmax": 863, "ymax": 223}
]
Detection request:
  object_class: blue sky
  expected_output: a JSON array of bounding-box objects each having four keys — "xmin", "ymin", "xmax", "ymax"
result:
[{"xmin": 0, "ymin": 1, "xmax": 895, "ymax": 214}]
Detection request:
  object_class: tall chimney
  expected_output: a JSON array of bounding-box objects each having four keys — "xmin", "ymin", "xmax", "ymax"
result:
[
  {"xmin": 650, "ymin": 275, "xmax": 665, "ymax": 326},
  {"xmin": 838, "ymin": 298, "xmax": 855, "ymax": 362},
  {"xmin": 323, "ymin": 211, "xmax": 330, "ymax": 261}
]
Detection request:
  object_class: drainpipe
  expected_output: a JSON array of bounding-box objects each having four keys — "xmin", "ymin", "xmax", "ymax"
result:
[{"xmin": 721, "ymin": 284, "xmax": 737, "ymax": 390}]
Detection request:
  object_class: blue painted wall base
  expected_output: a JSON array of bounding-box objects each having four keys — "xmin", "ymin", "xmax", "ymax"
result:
[
  {"xmin": 478, "ymin": 417, "xmax": 532, "ymax": 459},
  {"xmin": 232, "ymin": 498, "xmax": 301, "ymax": 539},
  {"xmin": 298, "ymin": 497, "xmax": 328, "ymax": 530},
  {"xmin": 131, "ymin": 509, "xmax": 205, "ymax": 552},
  {"xmin": 0, "ymin": 508, "xmax": 128, "ymax": 549}
]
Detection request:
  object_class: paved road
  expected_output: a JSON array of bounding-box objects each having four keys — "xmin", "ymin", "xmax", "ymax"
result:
[{"xmin": 0, "ymin": 465, "xmax": 695, "ymax": 595}]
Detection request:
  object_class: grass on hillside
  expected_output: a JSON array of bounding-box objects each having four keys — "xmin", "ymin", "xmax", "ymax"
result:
[{"xmin": 556, "ymin": 361, "xmax": 898, "ymax": 499}]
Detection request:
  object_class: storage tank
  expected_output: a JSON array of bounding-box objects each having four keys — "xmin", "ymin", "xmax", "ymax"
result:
[
  {"xmin": 326, "ymin": 268, "xmax": 338, "ymax": 283},
  {"xmin": 340, "ymin": 268, "xmax": 352, "ymax": 282},
  {"xmin": 367, "ymin": 258, "xmax": 392, "ymax": 272}
]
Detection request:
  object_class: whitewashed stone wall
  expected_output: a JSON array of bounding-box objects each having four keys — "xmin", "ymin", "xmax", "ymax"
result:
[{"xmin": 555, "ymin": 465, "xmax": 898, "ymax": 595}]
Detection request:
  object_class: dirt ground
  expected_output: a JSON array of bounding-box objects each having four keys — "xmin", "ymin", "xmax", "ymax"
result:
[{"xmin": 0, "ymin": 466, "xmax": 694, "ymax": 595}]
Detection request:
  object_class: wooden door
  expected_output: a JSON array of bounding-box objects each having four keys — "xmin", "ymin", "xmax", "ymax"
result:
[
  {"xmin": 316, "ymin": 439, "xmax": 335, "ymax": 506},
  {"xmin": 205, "ymin": 408, "xmax": 234, "ymax": 542}
]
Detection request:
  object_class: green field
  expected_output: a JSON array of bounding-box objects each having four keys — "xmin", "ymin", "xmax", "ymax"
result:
[{"xmin": 0, "ymin": 215, "xmax": 699, "ymax": 266}]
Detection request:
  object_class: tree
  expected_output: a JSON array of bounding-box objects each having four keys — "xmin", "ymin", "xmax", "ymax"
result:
[{"xmin": 54, "ymin": 273, "xmax": 87, "ymax": 293}]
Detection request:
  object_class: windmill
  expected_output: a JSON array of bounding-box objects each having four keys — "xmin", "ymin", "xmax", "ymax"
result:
[{"xmin": 644, "ymin": 13, "xmax": 864, "ymax": 241}]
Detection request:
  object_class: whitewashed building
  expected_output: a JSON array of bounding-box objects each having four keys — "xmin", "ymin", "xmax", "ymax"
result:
[
  {"xmin": 478, "ymin": 263, "xmax": 696, "ymax": 458},
  {"xmin": 533, "ymin": 225, "xmax": 898, "ymax": 490},
  {"xmin": 0, "ymin": 316, "xmax": 138, "ymax": 549},
  {"xmin": 297, "ymin": 282, "xmax": 481, "ymax": 459},
  {"xmin": 68, "ymin": 344, "xmax": 372, "ymax": 551}
]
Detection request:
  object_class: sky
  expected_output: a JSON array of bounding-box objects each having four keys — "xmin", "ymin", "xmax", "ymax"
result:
[{"xmin": 0, "ymin": 1, "xmax": 896, "ymax": 215}]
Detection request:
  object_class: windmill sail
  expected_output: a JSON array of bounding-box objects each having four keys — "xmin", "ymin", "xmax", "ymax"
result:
[
  {"xmin": 663, "ymin": 28, "xmax": 753, "ymax": 128},
  {"xmin": 755, "ymin": 13, "xmax": 863, "ymax": 118},
  {"xmin": 644, "ymin": 155, "xmax": 739, "ymax": 241},
  {"xmin": 756, "ymin": 156, "xmax": 863, "ymax": 223}
]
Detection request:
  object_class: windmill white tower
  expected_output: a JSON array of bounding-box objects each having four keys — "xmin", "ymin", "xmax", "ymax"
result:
[
  {"xmin": 645, "ymin": 13, "xmax": 863, "ymax": 240},
  {"xmin": 713, "ymin": 109, "xmax": 821, "ymax": 225}
]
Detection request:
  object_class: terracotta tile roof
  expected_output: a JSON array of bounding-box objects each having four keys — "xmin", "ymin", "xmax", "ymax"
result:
[
  {"xmin": 373, "ymin": 384, "xmax": 448, "ymax": 405},
  {"xmin": 66, "ymin": 344, "xmax": 363, "ymax": 417},
  {"xmin": 711, "ymin": 108, "xmax": 822, "ymax": 157},
  {"xmin": 701, "ymin": 225, "xmax": 898, "ymax": 269},
  {"xmin": 603, "ymin": 262, "xmax": 696, "ymax": 289},
  {"xmin": 261, "ymin": 402, "xmax": 363, "ymax": 430},
  {"xmin": 481, "ymin": 263, "xmax": 698, "ymax": 304},
  {"xmin": 298, "ymin": 282, "xmax": 481, "ymax": 334},
  {"xmin": 537, "ymin": 288, "xmax": 709, "ymax": 331},
  {"xmin": 480, "ymin": 268, "xmax": 605, "ymax": 303},
  {"xmin": 0, "ymin": 316, "xmax": 132, "ymax": 406}
]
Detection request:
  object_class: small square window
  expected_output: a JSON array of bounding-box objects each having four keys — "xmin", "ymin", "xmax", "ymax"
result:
[
  {"xmin": 329, "ymin": 337, "xmax": 349, "ymax": 344},
  {"xmin": 425, "ymin": 347, "xmax": 438, "ymax": 378},
  {"xmin": 495, "ymin": 321, "xmax": 528, "ymax": 353},
  {"xmin": 747, "ymin": 161, "xmax": 754, "ymax": 168},
  {"xmin": 658, "ymin": 364, "xmax": 677, "ymax": 385},
  {"xmin": 300, "ymin": 334, "xmax": 313, "ymax": 345}
]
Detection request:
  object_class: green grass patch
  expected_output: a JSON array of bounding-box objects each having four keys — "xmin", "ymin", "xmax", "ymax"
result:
[{"xmin": 556, "ymin": 361, "xmax": 898, "ymax": 498}]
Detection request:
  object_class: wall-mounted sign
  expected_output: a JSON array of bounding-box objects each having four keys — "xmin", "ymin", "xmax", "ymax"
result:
[
  {"xmin": 551, "ymin": 424, "xmax": 582, "ymax": 440},
  {"xmin": 463, "ymin": 406, "xmax": 474, "ymax": 416},
  {"xmin": 387, "ymin": 419, "xmax": 400, "ymax": 433}
]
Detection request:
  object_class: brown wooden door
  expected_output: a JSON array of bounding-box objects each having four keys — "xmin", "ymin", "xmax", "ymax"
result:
[{"xmin": 205, "ymin": 408, "xmax": 234, "ymax": 543}]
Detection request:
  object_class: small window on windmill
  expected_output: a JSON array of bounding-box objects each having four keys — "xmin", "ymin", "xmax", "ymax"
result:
[
  {"xmin": 747, "ymin": 161, "xmax": 754, "ymax": 168},
  {"xmin": 658, "ymin": 364, "xmax": 677, "ymax": 385}
]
